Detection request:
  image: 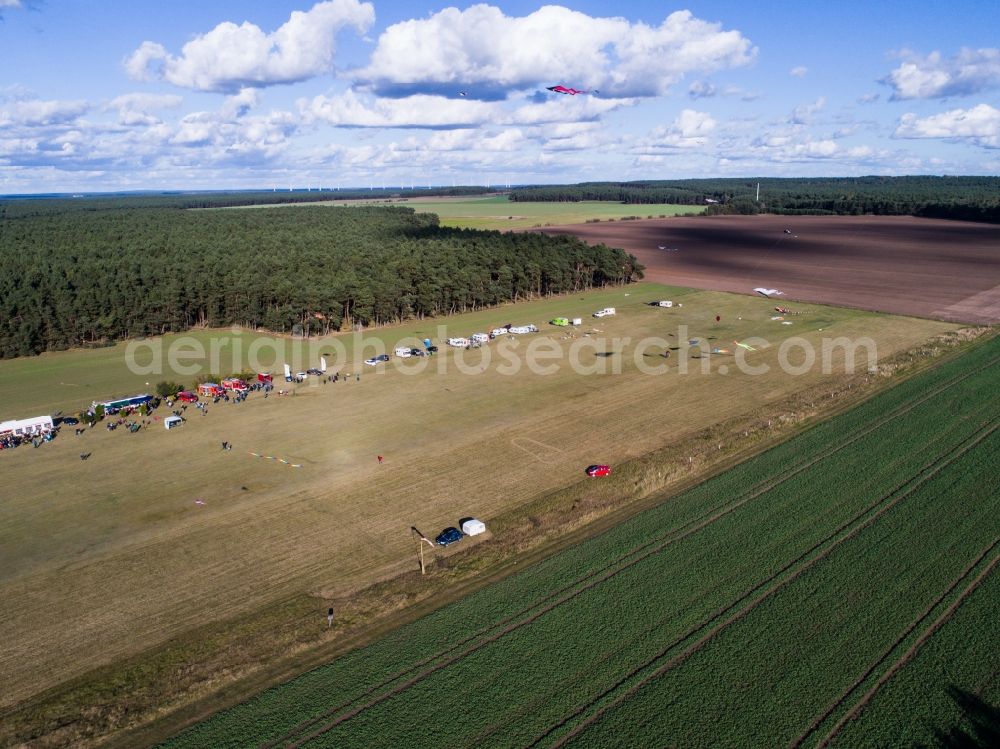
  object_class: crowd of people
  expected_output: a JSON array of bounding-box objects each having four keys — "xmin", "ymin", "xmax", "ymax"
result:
[
  {"xmin": 0, "ymin": 430, "xmax": 55, "ymax": 450},
  {"xmin": 2, "ymin": 369, "xmax": 368, "ymax": 455}
]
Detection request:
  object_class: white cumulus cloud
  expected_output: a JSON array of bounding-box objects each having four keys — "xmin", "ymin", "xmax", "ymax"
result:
[
  {"xmin": 790, "ymin": 66, "xmax": 808, "ymax": 78},
  {"xmin": 300, "ymin": 90, "xmax": 502, "ymax": 128},
  {"xmin": 636, "ymin": 108, "xmax": 716, "ymax": 151},
  {"xmin": 895, "ymin": 104, "xmax": 1000, "ymax": 147},
  {"xmin": 0, "ymin": 98, "xmax": 89, "ymax": 127},
  {"xmin": 884, "ymin": 48, "xmax": 1000, "ymax": 99},
  {"xmin": 106, "ymin": 93, "xmax": 183, "ymax": 126},
  {"xmin": 125, "ymin": 0, "xmax": 375, "ymax": 92},
  {"xmin": 789, "ymin": 97, "xmax": 826, "ymax": 125},
  {"xmin": 357, "ymin": 6, "xmax": 755, "ymax": 98}
]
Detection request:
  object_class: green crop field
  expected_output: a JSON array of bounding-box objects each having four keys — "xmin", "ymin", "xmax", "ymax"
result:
[
  {"xmin": 162, "ymin": 333, "xmax": 1000, "ymax": 748},
  {"xmin": 0, "ymin": 282, "xmax": 954, "ymax": 716},
  {"xmin": 215, "ymin": 195, "xmax": 701, "ymax": 229}
]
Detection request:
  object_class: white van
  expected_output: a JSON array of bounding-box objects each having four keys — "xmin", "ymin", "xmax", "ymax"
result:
[
  {"xmin": 593, "ymin": 307, "xmax": 616, "ymax": 318},
  {"xmin": 394, "ymin": 346, "xmax": 412, "ymax": 358}
]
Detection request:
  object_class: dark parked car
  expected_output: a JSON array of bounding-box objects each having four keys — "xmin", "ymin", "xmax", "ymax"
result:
[
  {"xmin": 306, "ymin": 368, "xmax": 324, "ymax": 375},
  {"xmin": 409, "ymin": 348, "xmax": 427, "ymax": 357},
  {"xmin": 60, "ymin": 416, "xmax": 80, "ymax": 426},
  {"xmin": 435, "ymin": 527, "xmax": 463, "ymax": 547}
]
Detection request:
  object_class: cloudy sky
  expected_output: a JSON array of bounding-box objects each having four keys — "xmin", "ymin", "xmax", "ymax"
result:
[{"xmin": 2, "ymin": 0, "xmax": 999, "ymax": 193}]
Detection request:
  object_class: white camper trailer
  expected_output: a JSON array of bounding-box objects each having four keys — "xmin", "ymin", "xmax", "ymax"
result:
[{"xmin": 461, "ymin": 518, "xmax": 486, "ymax": 536}]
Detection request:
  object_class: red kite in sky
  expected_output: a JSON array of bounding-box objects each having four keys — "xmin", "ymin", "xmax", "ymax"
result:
[{"xmin": 547, "ymin": 85, "xmax": 589, "ymax": 95}]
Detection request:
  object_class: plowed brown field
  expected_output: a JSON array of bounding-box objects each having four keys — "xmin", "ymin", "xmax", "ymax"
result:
[{"xmin": 536, "ymin": 215, "xmax": 1000, "ymax": 324}]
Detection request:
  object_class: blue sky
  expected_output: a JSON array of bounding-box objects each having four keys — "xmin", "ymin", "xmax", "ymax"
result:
[{"xmin": 1, "ymin": 0, "xmax": 999, "ymax": 193}]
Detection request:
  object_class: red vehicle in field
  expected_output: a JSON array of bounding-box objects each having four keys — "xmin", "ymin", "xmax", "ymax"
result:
[
  {"xmin": 257, "ymin": 373, "xmax": 273, "ymax": 385},
  {"xmin": 176, "ymin": 391, "xmax": 199, "ymax": 403},
  {"xmin": 222, "ymin": 377, "xmax": 248, "ymax": 392},
  {"xmin": 198, "ymin": 382, "xmax": 225, "ymax": 398},
  {"xmin": 586, "ymin": 464, "xmax": 612, "ymax": 477}
]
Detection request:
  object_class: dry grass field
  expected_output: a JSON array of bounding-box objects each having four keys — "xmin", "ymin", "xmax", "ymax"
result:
[
  {"xmin": 0, "ymin": 283, "xmax": 955, "ymax": 711},
  {"xmin": 212, "ymin": 194, "xmax": 700, "ymax": 229}
]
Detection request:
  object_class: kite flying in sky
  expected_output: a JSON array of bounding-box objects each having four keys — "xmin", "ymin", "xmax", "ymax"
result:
[{"xmin": 547, "ymin": 85, "xmax": 595, "ymax": 96}]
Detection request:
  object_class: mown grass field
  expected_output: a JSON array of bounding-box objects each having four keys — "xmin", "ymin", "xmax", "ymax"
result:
[
  {"xmin": 162, "ymin": 333, "xmax": 1000, "ymax": 748},
  {"xmin": 0, "ymin": 283, "xmax": 954, "ymax": 713},
  {"xmin": 214, "ymin": 195, "xmax": 701, "ymax": 230}
]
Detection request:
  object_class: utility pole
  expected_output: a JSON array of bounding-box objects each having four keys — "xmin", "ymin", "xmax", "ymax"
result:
[{"xmin": 411, "ymin": 526, "xmax": 435, "ymax": 574}]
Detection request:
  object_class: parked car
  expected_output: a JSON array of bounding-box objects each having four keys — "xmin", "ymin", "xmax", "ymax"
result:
[
  {"xmin": 550, "ymin": 318, "xmax": 570, "ymax": 326},
  {"xmin": 176, "ymin": 391, "xmax": 199, "ymax": 403},
  {"xmin": 306, "ymin": 368, "xmax": 324, "ymax": 375},
  {"xmin": 435, "ymin": 527, "xmax": 464, "ymax": 547},
  {"xmin": 586, "ymin": 464, "xmax": 612, "ymax": 477},
  {"xmin": 60, "ymin": 416, "xmax": 80, "ymax": 426},
  {"xmin": 426, "ymin": 345, "xmax": 439, "ymax": 353},
  {"xmin": 409, "ymin": 348, "xmax": 427, "ymax": 356}
]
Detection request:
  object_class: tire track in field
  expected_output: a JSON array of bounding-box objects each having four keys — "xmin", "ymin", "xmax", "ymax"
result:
[
  {"xmin": 815, "ymin": 546, "xmax": 1000, "ymax": 748},
  {"xmin": 262, "ymin": 357, "xmax": 998, "ymax": 749},
  {"xmin": 790, "ymin": 534, "xmax": 1000, "ymax": 748},
  {"xmin": 532, "ymin": 421, "xmax": 998, "ymax": 749}
]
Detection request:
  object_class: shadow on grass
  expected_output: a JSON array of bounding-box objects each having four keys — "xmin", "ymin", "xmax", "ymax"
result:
[{"xmin": 933, "ymin": 686, "xmax": 1000, "ymax": 748}]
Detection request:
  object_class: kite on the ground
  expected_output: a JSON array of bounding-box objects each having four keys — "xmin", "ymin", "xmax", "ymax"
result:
[
  {"xmin": 754, "ymin": 287, "xmax": 784, "ymax": 298},
  {"xmin": 249, "ymin": 451, "xmax": 302, "ymax": 468},
  {"xmin": 734, "ymin": 340, "xmax": 757, "ymax": 351},
  {"xmin": 547, "ymin": 85, "xmax": 590, "ymax": 95}
]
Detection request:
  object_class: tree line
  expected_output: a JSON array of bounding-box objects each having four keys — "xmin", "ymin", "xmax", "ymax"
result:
[
  {"xmin": 0, "ymin": 202, "xmax": 641, "ymax": 358},
  {"xmin": 510, "ymin": 177, "xmax": 1000, "ymax": 222},
  {"xmin": 0, "ymin": 186, "xmax": 494, "ymax": 219}
]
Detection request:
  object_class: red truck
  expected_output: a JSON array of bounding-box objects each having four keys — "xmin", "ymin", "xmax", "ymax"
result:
[
  {"xmin": 222, "ymin": 378, "xmax": 249, "ymax": 392},
  {"xmin": 198, "ymin": 382, "xmax": 225, "ymax": 398}
]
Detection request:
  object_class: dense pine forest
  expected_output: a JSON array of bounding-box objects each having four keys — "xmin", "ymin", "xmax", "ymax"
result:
[
  {"xmin": 510, "ymin": 176, "xmax": 1000, "ymax": 222},
  {"xmin": 0, "ymin": 202, "xmax": 641, "ymax": 358}
]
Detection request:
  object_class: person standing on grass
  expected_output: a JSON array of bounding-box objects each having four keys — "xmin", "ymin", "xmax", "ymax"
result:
[
  {"xmin": 378, "ymin": 455, "xmax": 384, "ymax": 464},
  {"xmin": 327, "ymin": 607, "xmax": 334, "ymax": 627}
]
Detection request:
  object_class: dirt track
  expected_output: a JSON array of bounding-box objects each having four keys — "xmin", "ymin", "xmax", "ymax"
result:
[{"xmin": 536, "ymin": 215, "xmax": 1000, "ymax": 324}]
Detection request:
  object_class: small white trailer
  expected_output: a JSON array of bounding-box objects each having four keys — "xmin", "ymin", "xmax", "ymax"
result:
[{"xmin": 461, "ymin": 518, "xmax": 486, "ymax": 536}]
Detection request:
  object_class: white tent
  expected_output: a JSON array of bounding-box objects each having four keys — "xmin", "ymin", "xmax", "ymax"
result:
[
  {"xmin": 164, "ymin": 416, "xmax": 183, "ymax": 430},
  {"xmin": 461, "ymin": 518, "xmax": 486, "ymax": 536},
  {"xmin": 0, "ymin": 415, "xmax": 53, "ymax": 437}
]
